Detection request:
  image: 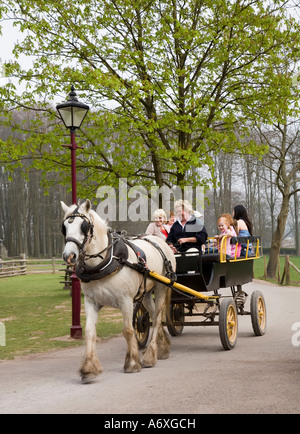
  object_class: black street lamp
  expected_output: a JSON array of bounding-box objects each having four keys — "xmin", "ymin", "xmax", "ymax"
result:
[
  {"xmin": 56, "ymin": 85, "xmax": 89, "ymax": 339},
  {"xmin": 56, "ymin": 85, "xmax": 89, "ymax": 204}
]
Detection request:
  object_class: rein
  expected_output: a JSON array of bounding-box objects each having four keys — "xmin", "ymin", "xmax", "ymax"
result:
[{"xmin": 79, "ymin": 234, "xmax": 117, "ymax": 262}]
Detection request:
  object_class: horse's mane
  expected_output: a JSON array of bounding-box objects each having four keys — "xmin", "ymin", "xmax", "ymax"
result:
[{"xmin": 89, "ymin": 209, "xmax": 108, "ymax": 235}]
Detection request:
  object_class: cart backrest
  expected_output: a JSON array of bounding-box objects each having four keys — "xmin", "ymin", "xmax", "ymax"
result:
[
  {"xmin": 201, "ymin": 253, "xmax": 221, "ymax": 264},
  {"xmin": 175, "ymin": 236, "xmax": 261, "ymax": 274},
  {"xmin": 175, "ymin": 251, "xmax": 202, "ymax": 274},
  {"xmin": 205, "ymin": 236, "xmax": 261, "ymax": 262},
  {"xmin": 175, "ymin": 251, "xmax": 224, "ymax": 275}
]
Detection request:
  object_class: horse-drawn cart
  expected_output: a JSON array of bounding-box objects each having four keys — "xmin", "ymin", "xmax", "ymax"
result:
[
  {"xmin": 61, "ymin": 201, "xmax": 267, "ymax": 381},
  {"xmin": 133, "ymin": 235, "xmax": 267, "ymax": 350}
]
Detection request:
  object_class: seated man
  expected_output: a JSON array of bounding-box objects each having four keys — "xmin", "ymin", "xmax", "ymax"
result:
[{"xmin": 166, "ymin": 200, "xmax": 207, "ymax": 254}]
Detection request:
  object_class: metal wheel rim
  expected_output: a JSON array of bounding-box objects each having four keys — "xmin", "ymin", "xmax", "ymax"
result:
[
  {"xmin": 135, "ymin": 307, "xmax": 149, "ymax": 343},
  {"xmin": 227, "ymin": 305, "xmax": 238, "ymax": 344},
  {"xmin": 257, "ymin": 296, "xmax": 266, "ymax": 330},
  {"xmin": 173, "ymin": 303, "xmax": 184, "ymax": 332}
]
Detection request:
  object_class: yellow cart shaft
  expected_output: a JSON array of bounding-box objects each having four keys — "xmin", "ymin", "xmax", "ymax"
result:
[{"xmin": 148, "ymin": 271, "xmax": 219, "ymax": 301}]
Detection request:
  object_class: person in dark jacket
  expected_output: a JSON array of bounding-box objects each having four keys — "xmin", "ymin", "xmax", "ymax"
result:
[{"xmin": 166, "ymin": 200, "xmax": 207, "ymax": 253}]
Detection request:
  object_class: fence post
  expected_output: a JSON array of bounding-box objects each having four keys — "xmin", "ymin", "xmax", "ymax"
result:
[
  {"xmin": 277, "ymin": 255, "xmax": 281, "ymax": 284},
  {"xmin": 52, "ymin": 257, "xmax": 56, "ymax": 274},
  {"xmin": 20, "ymin": 253, "xmax": 27, "ymax": 275},
  {"xmin": 263, "ymin": 255, "xmax": 267, "ymax": 279},
  {"xmin": 285, "ymin": 255, "xmax": 290, "ymax": 285},
  {"xmin": 0, "ymin": 322, "xmax": 5, "ymax": 346}
]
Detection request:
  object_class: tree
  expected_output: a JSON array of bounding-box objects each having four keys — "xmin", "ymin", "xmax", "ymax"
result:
[
  {"xmin": 0, "ymin": 0, "xmax": 299, "ymax": 196},
  {"xmin": 255, "ymin": 119, "xmax": 300, "ymax": 278}
]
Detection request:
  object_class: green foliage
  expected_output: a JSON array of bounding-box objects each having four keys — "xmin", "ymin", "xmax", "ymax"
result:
[{"xmin": 0, "ymin": 0, "xmax": 299, "ymax": 194}]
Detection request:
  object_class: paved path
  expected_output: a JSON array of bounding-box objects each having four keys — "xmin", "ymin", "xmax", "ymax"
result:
[{"xmin": 0, "ymin": 281, "xmax": 299, "ymax": 414}]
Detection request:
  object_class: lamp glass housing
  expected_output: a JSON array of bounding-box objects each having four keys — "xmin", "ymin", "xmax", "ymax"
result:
[
  {"xmin": 57, "ymin": 105, "xmax": 89, "ymax": 130},
  {"xmin": 56, "ymin": 86, "xmax": 89, "ymax": 130}
]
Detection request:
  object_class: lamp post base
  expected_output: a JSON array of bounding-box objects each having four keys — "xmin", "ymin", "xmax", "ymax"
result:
[
  {"xmin": 70, "ymin": 325, "xmax": 83, "ymax": 339},
  {"xmin": 70, "ymin": 269, "xmax": 83, "ymax": 339}
]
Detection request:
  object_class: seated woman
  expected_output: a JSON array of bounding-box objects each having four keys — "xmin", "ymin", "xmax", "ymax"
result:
[
  {"xmin": 233, "ymin": 205, "xmax": 253, "ymax": 257},
  {"xmin": 145, "ymin": 209, "xmax": 168, "ymax": 240},
  {"xmin": 166, "ymin": 200, "xmax": 207, "ymax": 253}
]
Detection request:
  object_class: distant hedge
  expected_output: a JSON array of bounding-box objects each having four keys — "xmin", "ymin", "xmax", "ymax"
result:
[{"xmin": 262, "ymin": 247, "xmax": 297, "ymax": 256}]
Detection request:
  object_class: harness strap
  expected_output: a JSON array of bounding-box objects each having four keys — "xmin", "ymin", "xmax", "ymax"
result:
[
  {"xmin": 116, "ymin": 242, "xmax": 149, "ymax": 302},
  {"xmin": 143, "ymin": 237, "xmax": 176, "ymax": 283},
  {"xmin": 75, "ymin": 233, "xmax": 176, "ymax": 300},
  {"xmin": 123, "ymin": 238, "xmax": 147, "ymax": 262}
]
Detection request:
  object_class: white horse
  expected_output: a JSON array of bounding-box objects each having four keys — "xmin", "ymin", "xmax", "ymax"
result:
[{"xmin": 61, "ymin": 200, "xmax": 176, "ymax": 383}]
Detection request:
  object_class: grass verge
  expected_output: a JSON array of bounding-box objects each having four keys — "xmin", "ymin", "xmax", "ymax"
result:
[
  {"xmin": 0, "ymin": 274, "xmax": 123, "ymax": 360},
  {"xmin": 254, "ymin": 256, "xmax": 300, "ymax": 286}
]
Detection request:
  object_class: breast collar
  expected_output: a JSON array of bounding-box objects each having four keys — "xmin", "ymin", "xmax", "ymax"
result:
[{"xmin": 75, "ymin": 232, "xmax": 129, "ymax": 283}]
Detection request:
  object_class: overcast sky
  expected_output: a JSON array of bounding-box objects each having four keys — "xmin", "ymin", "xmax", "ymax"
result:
[
  {"xmin": 0, "ymin": 19, "xmax": 34, "ymax": 91},
  {"xmin": 0, "ymin": 20, "xmax": 17, "ymax": 63}
]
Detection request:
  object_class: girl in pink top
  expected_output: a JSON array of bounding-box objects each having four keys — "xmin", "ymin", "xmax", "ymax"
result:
[{"xmin": 215, "ymin": 216, "xmax": 240, "ymax": 257}]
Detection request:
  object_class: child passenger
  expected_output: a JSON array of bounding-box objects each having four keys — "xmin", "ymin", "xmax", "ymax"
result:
[
  {"xmin": 215, "ymin": 215, "xmax": 240, "ymax": 258},
  {"xmin": 164, "ymin": 211, "xmax": 175, "ymax": 234}
]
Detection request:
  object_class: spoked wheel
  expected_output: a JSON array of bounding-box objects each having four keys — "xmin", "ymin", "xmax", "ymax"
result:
[
  {"xmin": 219, "ymin": 297, "xmax": 238, "ymax": 350},
  {"xmin": 133, "ymin": 303, "xmax": 150, "ymax": 349},
  {"xmin": 167, "ymin": 302, "xmax": 185, "ymax": 336},
  {"xmin": 250, "ymin": 290, "xmax": 267, "ymax": 336}
]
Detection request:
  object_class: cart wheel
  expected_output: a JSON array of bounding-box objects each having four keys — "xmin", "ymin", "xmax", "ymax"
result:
[
  {"xmin": 219, "ymin": 298, "xmax": 238, "ymax": 350},
  {"xmin": 133, "ymin": 303, "xmax": 150, "ymax": 349},
  {"xmin": 250, "ymin": 290, "xmax": 267, "ymax": 336},
  {"xmin": 167, "ymin": 303, "xmax": 185, "ymax": 336}
]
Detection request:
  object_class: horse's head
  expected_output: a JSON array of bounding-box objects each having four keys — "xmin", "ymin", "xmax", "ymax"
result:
[{"xmin": 61, "ymin": 199, "xmax": 94, "ymax": 265}]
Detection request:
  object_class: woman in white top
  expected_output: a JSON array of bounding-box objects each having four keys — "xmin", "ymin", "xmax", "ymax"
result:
[{"xmin": 145, "ymin": 209, "xmax": 168, "ymax": 240}]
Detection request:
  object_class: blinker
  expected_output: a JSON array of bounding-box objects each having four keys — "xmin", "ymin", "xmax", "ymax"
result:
[{"xmin": 61, "ymin": 212, "xmax": 93, "ymax": 243}]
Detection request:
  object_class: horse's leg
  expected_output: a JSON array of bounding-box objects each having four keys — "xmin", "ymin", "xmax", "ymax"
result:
[
  {"xmin": 120, "ymin": 300, "xmax": 142, "ymax": 373},
  {"xmin": 142, "ymin": 285, "xmax": 170, "ymax": 367},
  {"xmin": 79, "ymin": 296, "xmax": 103, "ymax": 383},
  {"xmin": 157, "ymin": 288, "xmax": 172, "ymax": 359},
  {"xmin": 143, "ymin": 289, "xmax": 170, "ymax": 359},
  {"xmin": 156, "ymin": 322, "xmax": 170, "ymax": 360},
  {"xmin": 142, "ymin": 290, "xmax": 155, "ymax": 319}
]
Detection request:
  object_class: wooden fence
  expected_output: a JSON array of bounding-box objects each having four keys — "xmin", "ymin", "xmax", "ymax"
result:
[
  {"xmin": 0, "ymin": 256, "xmax": 63, "ymax": 278},
  {"xmin": 278, "ymin": 255, "xmax": 300, "ymax": 285},
  {"xmin": 262, "ymin": 254, "xmax": 300, "ymax": 285},
  {"xmin": 2, "ymin": 254, "xmax": 299, "ymax": 285}
]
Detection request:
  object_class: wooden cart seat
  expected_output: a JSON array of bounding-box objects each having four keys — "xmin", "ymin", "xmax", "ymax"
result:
[
  {"xmin": 201, "ymin": 253, "xmax": 222, "ymax": 264},
  {"xmin": 175, "ymin": 252, "xmax": 232, "ymax": 274}
]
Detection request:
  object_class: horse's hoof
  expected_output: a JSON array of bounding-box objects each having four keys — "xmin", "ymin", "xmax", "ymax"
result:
[
  {"xmin": 157, "ymin": 351, "xmax": 170, "ymax": 360},
  {"xmin": 142, "ymin": 346, "xmax": 156, "ymax": 368},
  {"xmin": 141, "ymin": 360, "xmax": 155, "ymax": 368},
  {"xmin": 80, "ymin": 373, "xmax": 98, "ymax": 384},
  {"xmin": 124, "ymin": 362, "xmax": 142, "ymax": 373}
]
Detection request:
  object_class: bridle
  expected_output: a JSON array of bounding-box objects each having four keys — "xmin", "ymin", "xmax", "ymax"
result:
[
  {"xmin": 62, "ymin": 207, "xmax": 115, "ymax": 264},
  {"xmin": 61, "ymin": 207, "xmax": 94, "ymax": 251}
]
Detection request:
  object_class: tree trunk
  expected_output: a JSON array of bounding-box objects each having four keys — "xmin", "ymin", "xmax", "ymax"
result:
[
  {"xmin": 294, "ymin": 186, "xmax": 300, "ymax": 256},
  {"xmin": 267, "ymin": 194, "xmax": 290, "ymax": 278}
]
